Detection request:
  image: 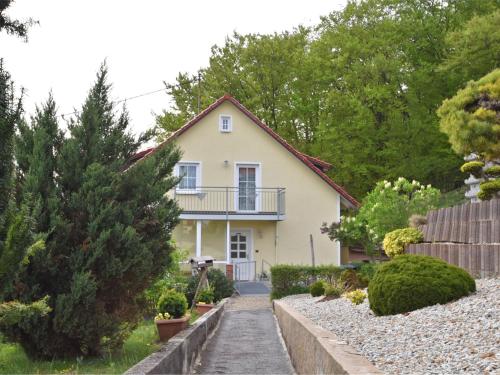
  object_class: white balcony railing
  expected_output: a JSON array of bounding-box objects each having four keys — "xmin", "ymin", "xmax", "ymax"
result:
[{"xmin": 173, "ymin": 187, "xmax": 285, "ymax": 220}]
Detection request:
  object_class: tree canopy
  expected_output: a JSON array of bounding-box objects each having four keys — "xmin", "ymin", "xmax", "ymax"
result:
[
  {"xmin": 156, "ymin": 0, "xmax": 500, "ymax": 199},
  {"xmin": 0, "ymin": 0, "xmax": 36, "ymax": 40}
]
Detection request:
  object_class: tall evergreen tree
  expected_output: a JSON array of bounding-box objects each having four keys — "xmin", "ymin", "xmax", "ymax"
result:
[
  {"xmin": 0, "ymin": 60, "xmax": 50, "ymax": 326},
  {"xmin": 16, "ymin": 94, "xmax": 63, "ymax": 233},
  {"xmin": 1, "ymin": 63, "xmax": 181, "ymax": 358}
]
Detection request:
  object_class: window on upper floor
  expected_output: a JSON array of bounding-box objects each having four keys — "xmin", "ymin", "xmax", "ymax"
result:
[
  {"xmin": 219, "ymin": 115, "xmax": 232, "ymax": 132},
  {"xmin": 175, "ymin": 162, "xmax": 201, "ymax": 193}
]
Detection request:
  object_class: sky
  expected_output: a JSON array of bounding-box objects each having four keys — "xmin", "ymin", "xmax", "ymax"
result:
[{"xmin": 1, "ymin": 0, "xmax": 346, "ymax": 137}]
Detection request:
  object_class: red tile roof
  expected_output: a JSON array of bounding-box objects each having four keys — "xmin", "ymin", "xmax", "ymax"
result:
[
  {"xmin": 300, "ymin": 152, "xmax": 332, "ymax": 172},
  {"xmin": 147, "ymin": 94, "xmax": 359, "ymax": 207}
]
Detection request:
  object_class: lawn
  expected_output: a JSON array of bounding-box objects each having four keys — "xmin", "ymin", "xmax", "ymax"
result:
[{"xmin": 0, "ymin": 320, "xmax": 160, "ymax": 374}]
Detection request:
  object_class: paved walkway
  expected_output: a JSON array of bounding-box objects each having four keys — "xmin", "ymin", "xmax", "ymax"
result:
[
  {"xmin": 234, "ymin": 281, "xmax": 271, "ymax": 295},
  {"xmin": 193, "ymin": 296, "xmax": 294, "ymax": 374}
]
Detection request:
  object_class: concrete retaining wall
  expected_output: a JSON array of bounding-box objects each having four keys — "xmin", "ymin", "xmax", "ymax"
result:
[
  {"xmin": 273, "ymin": 300, "xmax": 381, "ymax": 375},
  {"xmin": 124, "ymin": 299, "xmax": 227, "ymax": 375}
]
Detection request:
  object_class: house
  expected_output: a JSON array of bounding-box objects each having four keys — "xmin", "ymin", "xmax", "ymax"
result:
[{"xmin": 145, "ymin": 95, "xmax": 358, "ymax": 280}]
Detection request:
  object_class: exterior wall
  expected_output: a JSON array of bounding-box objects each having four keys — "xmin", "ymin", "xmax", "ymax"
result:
[
  {"xmin": 173, "ymin": 219, "xmax": 276, "ymax": 275},
  {"xmin": 172, "ymin": 101, "xmax": 341, "ymax": 266}
]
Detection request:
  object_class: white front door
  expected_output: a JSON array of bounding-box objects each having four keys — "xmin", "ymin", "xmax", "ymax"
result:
[
  {"xmin": 230, "ymin": 229, "xmax": 255, "ymax": 281},
  {"xmin": 237, "ymin": 165, "xmax": 258, "ymax": 212}
]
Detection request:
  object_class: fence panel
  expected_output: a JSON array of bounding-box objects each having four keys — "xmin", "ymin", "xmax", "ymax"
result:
[{"xmin": 409, "ymin": 199, "xmax": 500, "ymax": 277}]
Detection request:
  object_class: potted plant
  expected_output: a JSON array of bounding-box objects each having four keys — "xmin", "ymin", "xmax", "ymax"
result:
[
  {"xmin": 195, "ymin": 286, "xmax": 215, "ymax": 315},
  {"xmin": 155, "ymin": 289, "xmax": 189, "ymax": 342}
]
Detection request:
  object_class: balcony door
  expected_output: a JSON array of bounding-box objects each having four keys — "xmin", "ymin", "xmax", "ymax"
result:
[{"xmin": 236, "ymin": 164, "xmax": 260, "ymax": 212}]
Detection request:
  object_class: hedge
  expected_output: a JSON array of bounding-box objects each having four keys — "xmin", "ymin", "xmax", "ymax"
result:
[{"xmin": 270, "ymin": 264, "xmax": 342, "ymax": 299}]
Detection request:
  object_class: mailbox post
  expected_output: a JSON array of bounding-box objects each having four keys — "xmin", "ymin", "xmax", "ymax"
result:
[{"xmin": 189, "ymin": 256, "xmax": 215, "ymax": 311}]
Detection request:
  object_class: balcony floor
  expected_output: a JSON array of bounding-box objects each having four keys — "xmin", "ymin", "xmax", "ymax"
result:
[{"xmin": 179, "ymin": 211, "xmax": 285, "ymax": 221}]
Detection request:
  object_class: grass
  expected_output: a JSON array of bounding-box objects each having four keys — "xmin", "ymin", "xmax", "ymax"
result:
[
  {"xmin": 189, "ymin": 310, "xmax": 200, "ymax": 324},
  {"xmin": 0, "ymin": 320, "xmax": 160, "ymax": 374}
]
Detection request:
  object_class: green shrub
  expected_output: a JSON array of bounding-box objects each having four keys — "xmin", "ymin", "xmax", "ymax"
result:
[
  {"xmin": 368, "ymin": 254, "xmax": 476, "ymax": 316},
  {"xmin": 345, "ymin": 289, "xmax": 367, "ymax": 305},
  {"xmin": 460, "ymin": 161, "xmax": 484, "ymax": 177},
  {"xmin": 478, "ymin": 179, "xmax": 500, "ymax": 200},
  {"xmin": 356, "ymin": 262, "xmax": 382, "ymax": 283},
  {"xmin": 270, "ymin": 264, "xmax": 342, "ymax": 299},
  {"xmin": 143, "ymin": 272, "xmax": 189, "ymax": 317},
  {"xmin": 383, "ymin": 227, "xmax": 423, "ymax": 258},
  {"xmin": 339, "ymin": 269, "xmax": 368, "ymax": 291},
  {"xmin": 324, "ymin": 284, "xmax": 343, "ymax": 298},
  {"xmin": 185, "ymin": 269, "xmax": 233, "ymax": 305},
  {"xmin": 484, "ymin": 165, "xmax": 500, "ymax": 177},
  {"xmin": 314, "ymin": 265, "xmax": 344, "ymax": 284},
  {"xmin": 157, "ymin": 290, "xmax": 188, "ymax": 319},
  {"xmin": 309, "ymin": 281, "xmax": 326, "ymax": 297},
  {"xmin": 196, "ymin": 287, "xmax": 215, "ymax": 304}
]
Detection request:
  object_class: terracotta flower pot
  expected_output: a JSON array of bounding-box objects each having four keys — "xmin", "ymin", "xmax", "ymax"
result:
[
  {"xmin": 196, "ymin": 303, "xmax": 215, "ymax": 316},
  {"xmin": 155, "ymin": 316, "xmax": 189, "ymax": 342}
]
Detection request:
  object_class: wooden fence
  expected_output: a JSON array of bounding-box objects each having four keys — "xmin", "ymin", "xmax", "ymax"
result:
[{"xmin": 408, "ymin": 199, "xmax": 500, "ymax": 277}]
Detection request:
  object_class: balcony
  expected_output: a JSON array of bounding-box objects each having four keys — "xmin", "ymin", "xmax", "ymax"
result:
[{"xmin": 174, "ymin": 187, "xmax": 286, "ymax": 221}]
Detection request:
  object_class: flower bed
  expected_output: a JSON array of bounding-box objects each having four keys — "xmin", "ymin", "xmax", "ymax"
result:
[{"xmin": 281, "ymin": 279, "xmax": 499, "ymax": 374}]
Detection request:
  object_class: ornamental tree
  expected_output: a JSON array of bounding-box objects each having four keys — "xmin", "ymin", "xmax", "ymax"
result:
[
  {"xmin": 322, "ymin": 177, "xmax": 440, "ymax": 258},
  {"xmin": 438, "ymin": 69, "xmax": 500, "ymax": 200}
]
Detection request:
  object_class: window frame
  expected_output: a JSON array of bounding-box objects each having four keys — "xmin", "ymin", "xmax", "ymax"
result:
[
  {"xmin": 174, "ymin": 161, "xmax": 202, "ymax": 194},
  {"xmin": 219, "ymin": 114, "xmax": 233, "ymax": 133}
]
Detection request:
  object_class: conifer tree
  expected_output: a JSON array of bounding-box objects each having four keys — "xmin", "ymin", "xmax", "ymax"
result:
[
  {"xmin": 0, "ymin": 60, "xmax": 50, "ymax": 322},
  {"xmin": 1, "ymin": 63, "xmax": 181, "ymax": 358}
]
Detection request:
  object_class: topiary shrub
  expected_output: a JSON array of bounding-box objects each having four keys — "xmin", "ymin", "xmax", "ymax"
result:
[
  {"xmin": 478, "ymin": 179, "xmax": 500, "ymax": 200},
  {"xmin": 368, "ymin": 254, "xmax": 476, "ymax": 316},
  {"xmin": 485, "ymin": 165, "xmax": 500, "ymax": 177},
  {"xmin": 438, "ymin": 69, "xmax": 500, "ymax": 201},
  {"xmin": 309, "ymin": 281, "xmax": 326, "ymax": 297},
  {"xmin": 157, "ymin": 290, "xmax": 188, "ymax": 319},
  {"xmin": 460, "ymin": 161, "xmax": 484, "ymax": 177},
  {"xmin": 383, "ymin": 227, "xmax": 423, "ymax": 258}
]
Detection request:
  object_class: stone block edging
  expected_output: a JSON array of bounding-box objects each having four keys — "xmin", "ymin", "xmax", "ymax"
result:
[
  {"xmin": 124, "ymin": 299, "xmax": 227, "ymax": 375},
  {"xmin": 273, "ymin": 300, "xmax": 382, "ymax": 375}
]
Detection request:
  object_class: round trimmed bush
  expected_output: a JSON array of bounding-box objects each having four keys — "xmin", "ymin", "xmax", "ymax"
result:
[
  {"xmin": 368, "ymin": 254, "xmax": 476, "ymax": 316},
  {"xmin": 157, "ymin": 289, "xmax": 188, "ymax": 319},
  {"xmin": 309, "ymin": 281, "xmax": 326, "ymax": 297}
]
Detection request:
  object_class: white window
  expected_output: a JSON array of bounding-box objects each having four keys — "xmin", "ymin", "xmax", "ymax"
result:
[
  {"xmin": 219, "ymin": 115, "xmax": 232, "ymax": 132},
  {"xmin": 175, "ymin": 162, "xmax": 201, "ymax": 193}
]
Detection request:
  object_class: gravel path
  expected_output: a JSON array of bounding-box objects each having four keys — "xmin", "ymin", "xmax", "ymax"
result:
[{"xmin": 281, "ymin": 278, "xmax": 499, "ymax": 374}]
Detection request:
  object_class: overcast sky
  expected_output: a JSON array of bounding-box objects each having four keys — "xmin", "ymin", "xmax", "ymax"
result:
[{"xmin": 1, "ymin": 0, "xmax": 346, "ymax": 137}]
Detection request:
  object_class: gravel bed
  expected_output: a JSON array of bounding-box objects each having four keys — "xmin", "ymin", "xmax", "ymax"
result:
[{"xmin": 281, "ymin": 279, "xmax": 499, "ymax": 374}]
